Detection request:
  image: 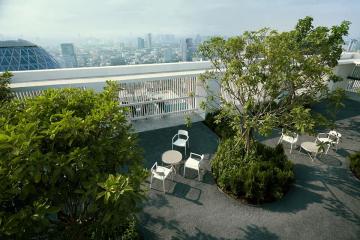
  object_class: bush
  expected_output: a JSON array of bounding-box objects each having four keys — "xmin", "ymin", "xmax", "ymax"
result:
[
  {"xmin": 349, "ymin": 152, "xmax": 360, "ymax": 179},
  {"xmin": 0, "ymin": 71, "xmax": 13, "ymax": 104},
  {"xmin": 204, "ymin": 111, "xmax": 235, "ymax": 139},
  {"xmin": 211, "ymin": 138, "xmax": 294, "ymax": 204},
  {"xmin": 0, "ymin": 82, "xmax": 147, "ymax": 239}
]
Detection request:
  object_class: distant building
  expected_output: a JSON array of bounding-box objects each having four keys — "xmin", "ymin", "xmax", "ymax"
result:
[
  {"xmin": 194, "ymin": 34, "xmax": 202, "ymax": 47},
  {"xmin": 181, "ymin": 38, "xmax": 194, "ymax": 61},
  {"xmin": 61, "ymin": 43, "xmax": 78, "ymax": 68},
  {"xmin": 0, "ymin": 39, "xmax": 59, "ymax": 72},
  {"xmin": 137, "ymin": 37, "xmax": 145, "ymax": 49},
  {"xmin": 164, "ymin": 48, "xmax": 173, "ymax": 62},
  {"xmin": 147, "ymin": 33, "xmax": 152, "ymax": 49},
  {"xmin": 348, "ymin": 39, "xmax": 358, "ymax": 52}
]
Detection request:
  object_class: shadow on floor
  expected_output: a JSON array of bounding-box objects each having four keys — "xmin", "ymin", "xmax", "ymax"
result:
[
  {"xmin": 263, "ymin": 163, "xmax": 360, "ymax": 224},
  {"xmin": 239, "ymin": 224, "xmax": 280, "ymax": 240},
  {"xmin": 140, "ymin": 212, "xmax": 279, "ymax": 240}
]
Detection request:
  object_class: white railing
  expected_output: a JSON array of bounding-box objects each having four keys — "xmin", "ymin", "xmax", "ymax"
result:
[
  {"xmin": 8, "ymin": 62, "xmax": 208, "ymax": 121},
  {"xmin": 118, "ymin": 76, "xmax": 197, "ymax": 120},
  {"xmin": 347, "ymin": 79, "xmax": 360, "ymax": 93},
  {"xmin": 14, "ymin": 89, "xmax": 45, "ymax": 100}
]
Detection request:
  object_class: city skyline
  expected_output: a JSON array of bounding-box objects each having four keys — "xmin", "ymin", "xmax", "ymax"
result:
[{"xmin": 0, "ymin": 0, "xmax": 359, "ymax": 43}]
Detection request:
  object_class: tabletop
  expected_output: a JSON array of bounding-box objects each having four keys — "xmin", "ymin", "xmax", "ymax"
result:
[
  {"xmin": 301, "ymin": 141, "xmax": 319, "ymax": 153},
  {"xmin": 162, "ymin": 150, "xmax": 182, "ymax": 165}
]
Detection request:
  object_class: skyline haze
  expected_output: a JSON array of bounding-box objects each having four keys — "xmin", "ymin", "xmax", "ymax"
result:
[{"xmin": 0, "ymin": 0, "xmax": 359, "ymax": 44}]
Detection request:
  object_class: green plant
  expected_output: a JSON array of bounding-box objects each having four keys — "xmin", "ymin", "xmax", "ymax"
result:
[
  {"xmin": 204, "ymin": 110, "xmax": 235, "ymax": 139},
  {"xmin": 349, "ymin": 152, "xmax": 360, "ymax": 179},
  {"xmin": 0, "ymin": 71, "xmax": 13, "ymax": 104},
  {"xmin": 0, "ymin": 82, "xmax": 147, "ymax": 239},
  {"xmin": 211, "ymin": 138, "xmax": 294, "ymax": 204},
  {"xmin": 199, "ymin": 17, "xmax": 350, "ymax": 152}
]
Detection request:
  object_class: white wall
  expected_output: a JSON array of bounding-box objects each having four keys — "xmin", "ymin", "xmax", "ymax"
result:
[{"xmin": 9, "ymin": 61, "xmax": 212, "ymax": 83}]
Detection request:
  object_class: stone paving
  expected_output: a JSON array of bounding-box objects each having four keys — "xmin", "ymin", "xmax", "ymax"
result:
[{"xmin": 137, "ymin": 99, "xmax": 360, "ymax": 240}]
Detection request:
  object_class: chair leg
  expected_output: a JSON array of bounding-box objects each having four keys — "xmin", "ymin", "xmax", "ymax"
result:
[
  {"xmin": 290, "ymin": 143, "xmax": 293, "ymax": 154},
  {"xmin": 162, "ymin": 180, "xmax": 165, "ymax": 193},
  {"xmin": 198, "ymin": 169, "xmax": 200, "ymax": 181},
  {"xmin": 183, "ymin": 166, "xmax": 186, "ymax": 177},
  {"xmin": 149, "ymin": 175, "xmax": 153, "ymax": 189},
  {"xmin": 325, "ymin": 145, "xmax": 330, "ymax": 154}
]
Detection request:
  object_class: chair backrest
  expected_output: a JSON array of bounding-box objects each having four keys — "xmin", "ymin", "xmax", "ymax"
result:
[
  {"xmin": 150, "ymin": 162, "xmax": 158, "ymax": 173},
  {"xmin": 293, "ymin": 133, "xmax": 299, "ymax": 142},
  {"xmin": 190, "ymin": 152, "xmax": 204, "ymax": 163},
  {"xmin": 328, "ymin": 130, "xmax": 341, "ymax": 143},
  {"xmin": 178, "ymin": 130, "xmax": 189, "ymax": 138},
  {"xmin": 282, "ymin": 129, "xmax": 298, "ymax": 142}
]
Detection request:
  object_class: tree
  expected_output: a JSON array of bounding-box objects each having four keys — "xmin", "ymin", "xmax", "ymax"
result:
[
  {"xmin": 199, "ymin": 17, "xmax": 350, "ymax": 152},
  {"xmin": 0, "ymin": 82, "xmax": 147, "ymax": 239},
  {"xmin": 0, "ymin": 71, "xmax": 13, "ymax": 104}
]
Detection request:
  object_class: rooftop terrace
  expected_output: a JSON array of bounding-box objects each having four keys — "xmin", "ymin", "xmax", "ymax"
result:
[{"xmin": 137, "ymin": 98, "xmax": 360, "ymax": 240}]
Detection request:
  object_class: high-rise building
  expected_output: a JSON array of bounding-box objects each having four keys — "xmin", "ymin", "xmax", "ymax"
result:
[
  {"xmin": 147, "ymin": 33, "xmax": 152, "ymax": 49},
  {"xmin": 0, "ymin": 39, "xmax": 59, "ymax": 71},
  {"xmin": 194, "ymin": 34, "xmax": 202, "ymax": 47},
  {"xmin": 61, "ymin": 43, "xmax": 78, "ymax": 68},
  {"xmin": 164, "ymin": 48, "xmax": 173, "ymax": 62},
  {"xmin": 181, "ymin": 38, "xmax": 194, "ymax": 62},
  {"xmin": 137, "ymin": 37, "xmax": 145, "ymax": 49}
]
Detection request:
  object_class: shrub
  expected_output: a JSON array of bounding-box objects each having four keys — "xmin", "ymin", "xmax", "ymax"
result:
[
  {"xmin": 204, "ymin": 111, "xmax": 235, "ymax": 139},
  {"xmin": 0, "ymin": 71, "xmax": 13, "ymax": 104},
  {"xmin": 349, "ymin": 152, "xmax": 360, "ymax": 179},
  {"xmin": 0, "ymin": 82, "xmax": 147, "ymax": 239},
  {"xmin": 211, "ymin": 138, "xmax": 294, "ymax": 204}
]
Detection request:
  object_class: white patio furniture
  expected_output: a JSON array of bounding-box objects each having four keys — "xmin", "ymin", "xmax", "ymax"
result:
[
  {"xmin": 183, "ymin": 152, "xmax": 204, "ymax": 181},
  {"xmin": 150, "ymin": 162, "xmax": 175, "ymax": 193},
  {"xmin": 278, "ymin": 129, "xmax": 299, "ymax": 153},
  {"xmin": 315, "ymin": 130, "xmax": 341, "ymax": 154},
  {"xmin": 172, "ymin": 130, "xmax": 189, "ymax": 156},
  {"xmin": 162, "ymin": 150, "xmax": 182, "ymax": 174},
  {"xmin": 299, "ymin": 141, "xmax": 322, "ymax": 162}
]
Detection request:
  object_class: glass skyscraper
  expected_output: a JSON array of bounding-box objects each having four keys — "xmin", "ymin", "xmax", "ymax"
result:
[{"xmin": 0, "ymin": 39, "xmax": 60, "ymax": 72}]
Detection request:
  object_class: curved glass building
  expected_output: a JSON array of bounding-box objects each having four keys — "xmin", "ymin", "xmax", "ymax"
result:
[{"xmin": 0, "ymin": 39, "xmax": 60, "ymax": 72}]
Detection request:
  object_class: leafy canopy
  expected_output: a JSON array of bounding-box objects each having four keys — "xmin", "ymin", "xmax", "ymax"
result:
[
  {"xmin": 0, "ymin": 71, "xmax": 13, "ymax": 104},
  {"xmin": 0, "ymin": 82, "xmax": 147, "ymax": 239},
  {"xmin": 199, "ymin": 17, "xmax": 350, "ymax": 150}
]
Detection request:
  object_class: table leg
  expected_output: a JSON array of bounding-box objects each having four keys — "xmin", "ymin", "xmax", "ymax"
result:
[{"xmin": 307, "ymin": 152, "xmax": 314, "ymax": 162}]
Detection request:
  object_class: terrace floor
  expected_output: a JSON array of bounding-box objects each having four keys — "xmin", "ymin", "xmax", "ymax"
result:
[{"xmin": 137, "ymin": 99, "xmax": 360, "ymax": 240}]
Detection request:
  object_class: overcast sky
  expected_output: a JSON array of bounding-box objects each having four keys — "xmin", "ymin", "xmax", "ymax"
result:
[{"xmin": 0, "ymin": 0, "xmax": 359, "ymax": 42}]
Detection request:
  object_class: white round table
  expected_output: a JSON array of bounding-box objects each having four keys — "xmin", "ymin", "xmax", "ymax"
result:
[
  {"xmin": 162, "ymin": 150, "xmax": 182, "ymax": 173},
  {"xmin": 300, "ymin": 142, "xmax": 320, "ymax": 162}
]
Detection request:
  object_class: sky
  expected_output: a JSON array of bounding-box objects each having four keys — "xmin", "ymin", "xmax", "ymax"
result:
[{"xmin": 0, "ymin": 0, "xmax": 359, "ymax": 43}]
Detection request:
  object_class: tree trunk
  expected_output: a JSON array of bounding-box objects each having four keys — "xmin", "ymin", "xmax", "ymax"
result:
[{"xmin": 245, "ymin": 127, "xmax": 253, "ymax": 154}]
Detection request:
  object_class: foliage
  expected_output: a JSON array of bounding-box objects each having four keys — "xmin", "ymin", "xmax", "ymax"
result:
[
  {"xmin": 0, "ymin": 71, "xmax": 13, "ymax": 104},
  {"xmin": 349, "ymin": 152, "xmax": 360, "ymax": 179},
  {"xmin": 203, "ymin": 110, "xmax": 235, "ymax": 139},
  {"xmin": 326, "ymin": 88, "xmax": 346, "ymax": 128},
  {"xmin": 199, "ymin": 17, "xmax": 350, "ymax": 152},
  {"xmin": 0, "ymin": 82, "xmax": 147, "ymax": 239},
  {"xmin": 211, "ymin": 138, "xmax": 294, "ymax": 203}
]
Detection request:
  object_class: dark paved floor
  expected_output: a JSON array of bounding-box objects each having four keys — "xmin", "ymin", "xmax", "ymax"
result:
[{"xmin": 137, "ymin": 99, "xmax": 360, "ymax": 240}]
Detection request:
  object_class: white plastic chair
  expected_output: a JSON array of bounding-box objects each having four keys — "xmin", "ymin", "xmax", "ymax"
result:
[
  {"xmin": 172, "ymin": 130, "xmax": 189, "ymax": 156},
  {"xmin": 150, "ymin": 162, "xmax": 175, "ymax": 193},
  {"xmin": 315, "ymin": 130, "xmax": 341, "ymax": 154},
  {"xmin": 278, "ymin": 129, "xmax": 299, "ymax": 153},
  {"xmin": 183, "ymin": 152, "xmax": 204, "ymax": 181}
]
